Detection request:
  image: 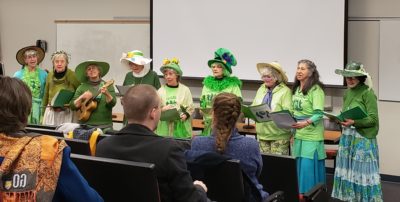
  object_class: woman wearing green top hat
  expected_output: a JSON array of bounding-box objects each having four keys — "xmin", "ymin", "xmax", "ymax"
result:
[
  {"xmin": 252, "ymin": 62, "xmax": 292, "ymax": 155},
  {"xmin": 70, "ymin": 60, "xmax": 116, "ymax": 131},
  {"xmin": 120, "ymin": 50, "xmax": 161, "ymax": 89},
  {"xmin": 200, "ymin": 48, "xmax": 242, "ymax": 136},
  {"xmin": 13, "ymin": 45, "xmax": 48, "ymax": 124},
  {"xmin": 155, "ymin": 58, "xmax": 194, "ymax": 139},
  {"xmin": 291, "ymin": 59, "xmax": 326, "ymax": 194},
  {"xmin": 331, "ymin": 62, "xmax": 382, "ymax": 201}
]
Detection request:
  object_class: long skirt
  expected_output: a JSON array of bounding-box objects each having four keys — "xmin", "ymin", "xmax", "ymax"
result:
[
  {"xmin": 331, "ymin": 127, "xmax": 383, "ymax": 202},
  {"xmin": 296, "ymin": 151, "xmax": 326, "ymax": 193},
  {"xmin": 42, "ymin": 107, "xmax": 75, "ymax": 126}
]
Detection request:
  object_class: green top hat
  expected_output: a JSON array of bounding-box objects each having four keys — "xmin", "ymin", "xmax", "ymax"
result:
[
  {"xmin": 335, "ymin": 61, "xmax": 369, "ymax": 77},
  {"xmin": 75, "ymin": 60, "xmax": 110, "ymax": 83},
  {"xmin": 207, "ymin": 48, "xmax": 237, "ymax": 73},
  {"xmin": 160, "ymin": 58, "xmax": 183, "ymax": 76}
]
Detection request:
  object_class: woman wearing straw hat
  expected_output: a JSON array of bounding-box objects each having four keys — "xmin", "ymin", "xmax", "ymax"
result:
[
  {"xmin": 70, "ymin": 60, "xmax": 116, "ymax": 131},
  {"xmin": 13, "ymin": 45, "xmax": 48, "ymax": 124},
  {"xmin": 121, "ymin": 50, "xmax": 161, "ymax": 89},
  {"xmin": 199, "ymin": 48, "xmax": 242, "ymax": 136},
  {"xmin": 156, "ymin": 58, "xmax": 194, "ymax": 139},
  {"xmin": 290, "ymin": 59, "xmax": 326, "ymax": 194},
  {"xmin": 252, "ymin": 62, "xmax": 292, "ymax": 155},
  {"xmin": 331, "ymin": 62, "xmax": 382, "ymax": 201},
  {"xmin": 42, "ymin": 51, "xmax": 80, "ymax": 126}
]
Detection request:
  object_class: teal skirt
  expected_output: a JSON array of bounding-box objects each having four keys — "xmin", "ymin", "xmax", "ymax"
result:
[
  {"xmin": 296, "ymin": 151, "xmax": 326, "ymax": 193},
  {"xmin": 331, "ymin": 127, "xmax": 383, "ymax": 202}
]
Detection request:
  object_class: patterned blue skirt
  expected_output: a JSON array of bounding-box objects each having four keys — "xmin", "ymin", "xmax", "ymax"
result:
[{"xmin": 331, "ymin": 127, "xmax": 383, "ymax": 202}]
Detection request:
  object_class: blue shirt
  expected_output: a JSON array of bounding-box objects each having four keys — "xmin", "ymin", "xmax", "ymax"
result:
[{"xmin": 189, "ymin": 129, "xmax": 268, "ymax": 200}]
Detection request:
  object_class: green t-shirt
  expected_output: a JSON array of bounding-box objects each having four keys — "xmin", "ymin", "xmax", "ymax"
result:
[{"xmin": 156, "ymin": 84, "xmax": 194, "ymax": 139}]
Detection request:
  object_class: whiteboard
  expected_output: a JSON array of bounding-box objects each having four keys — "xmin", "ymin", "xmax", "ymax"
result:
[
  {"xmin": 379, "ymin": 20, "xmax": 400, "ymax": 101},
  {"xmin": 56, "ymin": 22, "xmax": 150, "ymax": 87},
  {"xmin": 152, "ymin": 0, "xmax": 346, "ymax": 85}
]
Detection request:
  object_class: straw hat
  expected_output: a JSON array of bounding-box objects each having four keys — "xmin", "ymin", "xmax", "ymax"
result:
[
  {"xmin": 256, "ymin": 62, "xmax": 288, "ymax": 83},
  {"xmin": 16, "ymin": 46, "xmax": 45, "ymax": 65}
]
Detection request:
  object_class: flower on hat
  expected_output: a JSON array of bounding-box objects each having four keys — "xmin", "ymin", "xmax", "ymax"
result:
[{"xmin": 160, "ymin": 57, "xmax": 183, "ymax": 76}]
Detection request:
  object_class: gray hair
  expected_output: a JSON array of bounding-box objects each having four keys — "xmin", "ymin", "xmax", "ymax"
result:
[
  {"xmin": 51, "ymin": 51, "xmax": 70, "ymax": 65},
  {"xmin": 261, "ymin": 66, "xmax": 284, "ymax": 83}
]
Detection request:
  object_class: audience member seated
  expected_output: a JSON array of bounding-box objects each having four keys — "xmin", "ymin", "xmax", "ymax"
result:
[
  {"xmin": 96, "ymin": 84, "xmax": 210, "ymax": 202},
  {"xmin": 187, "ymin": 92, "xmax": 269, "ymax": 201},
  {"xmin": 0, "ymin": 76, "xmax": 102, "ymax": 201}
]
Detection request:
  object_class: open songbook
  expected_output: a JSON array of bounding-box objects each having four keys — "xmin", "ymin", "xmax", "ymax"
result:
[
  {"xmin": 241, "ymin": 103, "xmax": 272, "ymax": 123},
  {"xmin": 51, "ymin": 89, "xmax": 74, "ymax": 108},
  {"xmin": 269, "ymin": 110, "xmax": 297, "ymax": 129},
  {"xmin": 323, "ymin": 106, "xmax": 367, "ymax": 122}
]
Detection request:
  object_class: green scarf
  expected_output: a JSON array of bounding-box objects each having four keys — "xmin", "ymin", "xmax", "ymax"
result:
[
  {"xmin": 22, "ymin": 66, "xmax": 41, "ymax": 98},
  {"xmin": 202, "ymin": 76, "xmax": 242, "ymax": 91}
]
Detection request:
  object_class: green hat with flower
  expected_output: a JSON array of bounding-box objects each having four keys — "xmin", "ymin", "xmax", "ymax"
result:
[
  {"xmin": 160, "ymin": 58, "xmax": 183, "ymax": 76},
  {"xmin": 207, "ymin": 48, "xmax": 237, "ymax": 74},
  {"xmin": 335, "ymin": 61, "xmax": 369, "ymax": 77}
]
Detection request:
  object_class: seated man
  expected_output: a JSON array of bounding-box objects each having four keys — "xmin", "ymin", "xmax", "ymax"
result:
[
  {"xmin": 96, "ymin": 84, "xmax": 209, "ymax": 202},
  {"xmin": 0, "ymin": 76, "xmax": 102, "ymax": 201}
]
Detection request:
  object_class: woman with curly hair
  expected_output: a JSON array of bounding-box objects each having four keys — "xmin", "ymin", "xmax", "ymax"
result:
[{"xmin": 190, "ymin": 93, "xmax": 268, "ymax": 201}]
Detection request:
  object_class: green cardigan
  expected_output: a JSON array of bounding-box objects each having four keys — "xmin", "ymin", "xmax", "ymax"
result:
[
  {"xmin": 42, "ymin": 69, "xmax": 80, "ymax": 109},
  {"xmin": 343, "ymin": 83, "xmax": 379, "ymax": 138}
]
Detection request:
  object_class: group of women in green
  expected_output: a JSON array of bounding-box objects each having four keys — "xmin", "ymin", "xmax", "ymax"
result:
[{"xmin": 14, "ymin": 45, "xmax": 382, "ymax": 201}]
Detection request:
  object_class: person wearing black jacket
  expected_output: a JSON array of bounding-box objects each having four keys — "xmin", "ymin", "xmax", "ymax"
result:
[{"xmin": 96, "ymin": 84, "xmax": 209, "ymax": 202}]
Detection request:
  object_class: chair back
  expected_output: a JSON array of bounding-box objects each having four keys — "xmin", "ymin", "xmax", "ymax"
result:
[
  {"xmin": 71, "ymin": 154, "xmax": 160, "ymax": 202},
  {"xmin": 259, "ymin": 154, "xmax": 300, "ymax": 202},
  {"xmin": 188, "ymin": 159, "xmax": 245, "ymax": 202}
]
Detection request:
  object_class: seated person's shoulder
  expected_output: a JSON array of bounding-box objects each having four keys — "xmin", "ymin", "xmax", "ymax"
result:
[{"xmin": 37, "ymin": 135, "xmax": 66, "ymax": 161}]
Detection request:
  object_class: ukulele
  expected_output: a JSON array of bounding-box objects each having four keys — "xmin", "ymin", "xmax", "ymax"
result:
[{"xmin": 78, "ymin": 80, "xmax": 114, "ymax": 122}]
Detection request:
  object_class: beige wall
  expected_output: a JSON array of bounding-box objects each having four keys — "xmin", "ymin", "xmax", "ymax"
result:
[{"xmin": 1, "ymin": 0, "xmax": 399, "ymax": 176}]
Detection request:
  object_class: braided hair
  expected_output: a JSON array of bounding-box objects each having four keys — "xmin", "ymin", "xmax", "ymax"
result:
[{"xmin": 212, "ymin": 93, "xmax": 241, "ymax": 154}]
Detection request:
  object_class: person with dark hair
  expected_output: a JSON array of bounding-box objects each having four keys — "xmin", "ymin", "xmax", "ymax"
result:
[
  {"xmin": 291, "ymin": 59, "xmax": 326, "ymax": 194},
  {"xmin": 156, "ymin": 58, "xmax": 194, "ymax": 139},
  {"xmin": 13, "ymin": 45, "xmax": 48, "ymax": 124},
  {"xmin": 199, "ymin": 48, "xmax": 242, "ymax": 136},
  {"xmin": 96, "ymin": 84, "xmax": 210, "ymax": 202},
  {"xmin": 189, "ymin": 93, "xmax": 269, "ymax": 201},
  {"xmin": 0, "ymin": 76, "xmax": 102, "ymax": 201},
  {"xmin": 252, "ymin": 62, "xmax": 292, "ymax": 155},
  {"xmin": 42, "ymin": 50, "xmax": 80, "ymax": 125},
  {"xmin": 331, "ymin": 62, "xmax": 382, "ymax": 201}
]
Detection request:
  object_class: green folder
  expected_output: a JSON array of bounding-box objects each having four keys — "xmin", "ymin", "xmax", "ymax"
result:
[
  {"xmin": 160, "ymin": 108, "xmax": 181, "ymax": 121},
  {"xmin": 323, "ymin": 106, "xmax": 367, "ymax": 122},
  {"xmin": 51, "ymin": 89, "xmax": 75, "ymax": 108},
  {"xmin": 241, "ymin": 103, "xmax": 272, "ymax": 123}
]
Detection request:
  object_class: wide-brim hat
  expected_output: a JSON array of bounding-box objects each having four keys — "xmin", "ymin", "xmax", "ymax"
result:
[
  {"xmin": 257, "ymin": 62, "xmax": 288, "ymax": 83},
  {"xmin": 16, "ymin": 46, "xmax": 45, "ymax": 65},
  {"xmin": 335, "ymin": 61, "xmax": 369, "ymax": 77},
  {"xmin": 160, "ymin": 58, "xmax": 183, "ymax": 76},
  {"xmin": 120, "ymin": 50, "xmax": 152, "ymax": 66},
  {"xmin": 75, "ymin": 60, "xmax": 110, "ymax": 83},
  {"xmin": 207, "ymin": 48, "xmax": 237, "ymax": 74}
]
